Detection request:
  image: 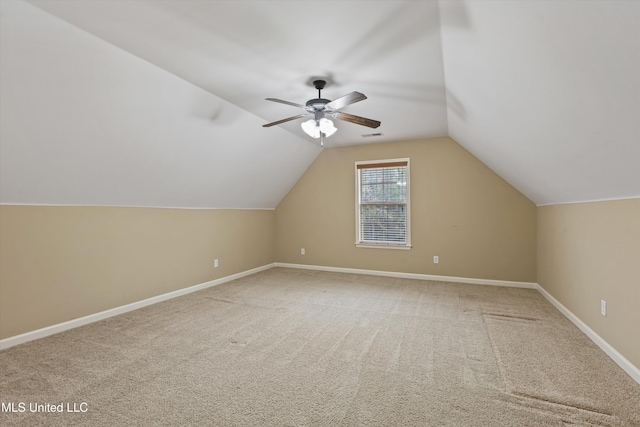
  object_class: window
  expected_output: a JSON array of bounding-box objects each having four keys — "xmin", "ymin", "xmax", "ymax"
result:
[{"xmin": 355, "ymin": 159, "xmax": 411, "ymax": 249}]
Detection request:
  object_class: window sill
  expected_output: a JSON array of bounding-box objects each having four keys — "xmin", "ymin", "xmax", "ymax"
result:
[{"xmin": 355, "ymin": 243, "xmax": 412, "ymax": 250}]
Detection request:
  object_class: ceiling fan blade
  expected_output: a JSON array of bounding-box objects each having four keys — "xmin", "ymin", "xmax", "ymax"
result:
[
  {"xmin": 265, "ymin": 98, "xmax": 307, "ymax": 109},
  {"xmin": 334, "ymin": 112, "xmax": 381, "ymax": 129},
  {"xmin": 325, "ymin": 91, "xmax": 367, "ymax": 110},
  {"xmin": 263, "ymin": 114, "xmax": 310, "ymax": 128}
]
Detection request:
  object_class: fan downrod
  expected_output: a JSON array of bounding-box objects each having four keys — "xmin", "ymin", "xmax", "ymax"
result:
[
  {"xmin": 306, "ymin": 80, "xmax": 330, "ymax": 108},
  {"xmin": 313, "ymin": 80, "xmax": 326, "ymax": 97}
]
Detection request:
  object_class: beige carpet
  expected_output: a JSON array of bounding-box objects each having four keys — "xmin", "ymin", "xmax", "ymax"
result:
[{"xmin": 1, "ymin": 268, "xmax": 639, "ymax": 426}]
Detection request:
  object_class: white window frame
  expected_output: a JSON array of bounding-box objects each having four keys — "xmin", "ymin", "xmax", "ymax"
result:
[{"xmin": 355, "ymin": 158, "xmax": 411, "ymax": 250}]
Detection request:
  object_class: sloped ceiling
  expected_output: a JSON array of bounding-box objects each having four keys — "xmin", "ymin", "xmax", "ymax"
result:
[
  {"xmin": 1, "ymin": 0, "xmax": 638, "ymax": 208},
  {"xmin": 440, "ymin": 1, "xmax": 640, "ymax": 205}
]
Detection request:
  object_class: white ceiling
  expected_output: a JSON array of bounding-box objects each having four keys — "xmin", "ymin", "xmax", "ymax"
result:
[
  {"xmin": 24, "ymin": 0, "xmax": 450, "ymax": 144},
  {"xmin": 440, "ymin": 1, "xmax": 640, "ymax": 205},
  {"xmin": 1, "ymin": 0, "xmax": 639, "ymax": 208}
]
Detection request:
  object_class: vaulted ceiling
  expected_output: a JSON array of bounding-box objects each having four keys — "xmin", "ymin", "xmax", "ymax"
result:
[{"xmin": 1, "ymin": 0, "xmax": 638, "ymax": 208}]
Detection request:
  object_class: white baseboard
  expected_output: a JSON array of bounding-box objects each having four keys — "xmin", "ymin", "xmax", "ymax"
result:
[
  {"xmin": 274, "ymin": 262, "xmax": 538, "ymax": 289},
  {"xmin": 5, "ymin": 262, "xmax": 531, "ymax": 352},
  {"xmin": 536, "ymin": 284, "xmax": 640, "ymax": 384},
  {"xmin": 276, "ymin": 262, "xmax": 639, "ymax": 384},
  {"xmin": 0, "ymin": 263, "xmax": 275, "ymax": 351},
  {"xmin": 3, "ymin": 261, "xmax": 638, "ymax": 385}
]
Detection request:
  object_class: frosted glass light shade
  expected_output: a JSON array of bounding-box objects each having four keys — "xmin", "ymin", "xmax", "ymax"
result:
[
  {"xmin": 301, "ymin": 119, "xmax": 320, "ymax": 138},
  {"xmin": 318, "ymin": 118, "xmax": 337, "ymax": 137},
  {"xmin": 301, "ymin": 118, "xmax": 337, "ymax": 138}
]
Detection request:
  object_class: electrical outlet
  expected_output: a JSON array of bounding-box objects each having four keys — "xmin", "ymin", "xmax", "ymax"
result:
[
  {"xmin": 433, "ymin": 256, "xmax": 439, "ymax": 264},
  {"xmin": 214, "ymin": 259, "xmax": 219, "ymax": 268},
  {"xmin": 301, "ymin": 248, "xmax": 305, "ymax": 255},
  {"xmin": 601, "ymin": 299, "xmax": 607, "ymax": 317}
]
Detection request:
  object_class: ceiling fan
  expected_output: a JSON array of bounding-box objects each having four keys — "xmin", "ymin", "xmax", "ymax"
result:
[{"xmin": 263, "ymin": 80, "xmax": 381, "ymax": 146}]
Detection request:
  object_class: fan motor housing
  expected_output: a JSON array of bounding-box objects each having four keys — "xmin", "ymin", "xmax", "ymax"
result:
[{"xmin": 306, "ymin": 98, "xmax": 331, "ymax": 108}]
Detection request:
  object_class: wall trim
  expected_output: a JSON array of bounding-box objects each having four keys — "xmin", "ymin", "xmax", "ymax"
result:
[
  {"xmin": 275, "ymin": 262, "xmax": 639, "ymax": 384},
  {"xmin": 0, "ymin": 263, "xmax": 276, "ymax": 351},
  {"xmin": 0, "ymin": 203, "xmax": 275, "ymax": 210},
  {"xmin": 536, "ymin": 196, "xmax": 639, "ymax": 207},
  {"xmin": 274, "ymin": 262, "xmax": 538, "ymax": 289},
  {"xmin": 536, "ymin": 284, "xmax": 640, "ymax": 384},
  {"xmin": 3, "ymin": 261, "xmax": 637, "ymax": 385}
]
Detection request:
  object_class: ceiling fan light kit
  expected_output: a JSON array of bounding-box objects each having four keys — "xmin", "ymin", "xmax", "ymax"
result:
[
  {"xmin": 301, "ymin": 117, "xmax": 337, "ymax": 139},
  {"xmin": 263, "ymin": 79, "xmax": 380, "ymax": 146}
]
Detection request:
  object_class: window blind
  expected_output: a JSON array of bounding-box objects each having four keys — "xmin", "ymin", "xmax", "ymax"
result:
[{"xmin": 357, "ymin": 161, "xmax": 409, "ymax": 245}]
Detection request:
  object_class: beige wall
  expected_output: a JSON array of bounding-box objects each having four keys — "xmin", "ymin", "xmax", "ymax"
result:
[
  {"xmin": 2, "ymin": 140, "xmax": 637, "ymax": 375},
  {"xmin": 0, "ymin": 206, "xmax": 275, "ymax": 339},
  {"xmin": 537, "ymin": 199, "xmax": 640, "ymax": 368},
  {"xmin": 275, "ymin": 137, "xmax": 537, "ymax": 282}
]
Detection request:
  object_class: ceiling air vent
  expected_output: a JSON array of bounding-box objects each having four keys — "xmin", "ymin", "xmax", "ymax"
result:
[{"xmin": 361, "ymin": 132, "xmax": 384, "ymax": 138}]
